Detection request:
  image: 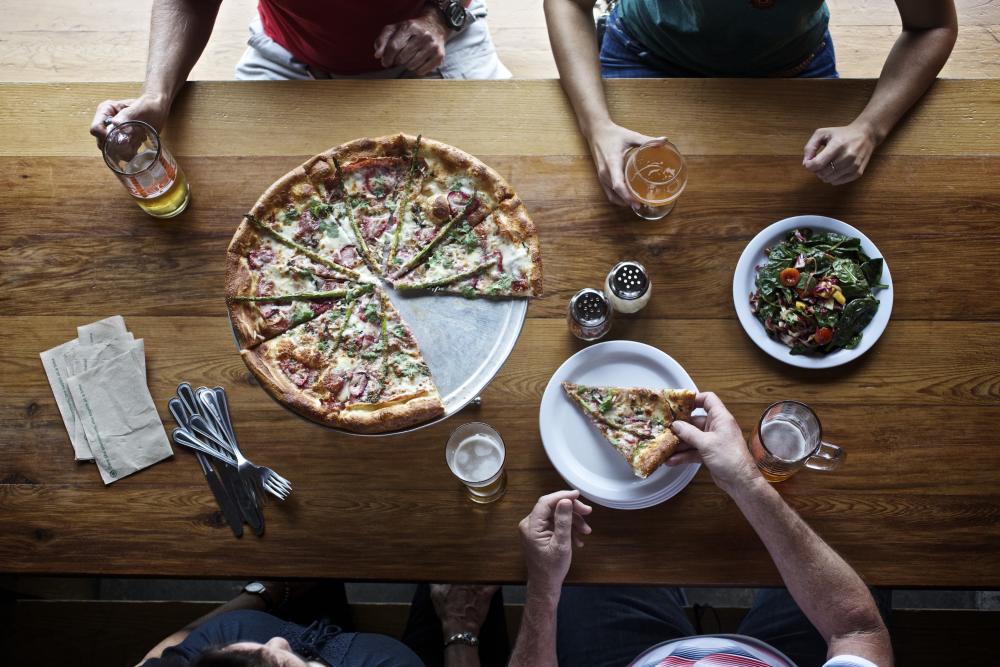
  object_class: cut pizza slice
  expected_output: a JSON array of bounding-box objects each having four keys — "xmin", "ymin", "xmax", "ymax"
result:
[
  {"xmin": 562, "ymin": 382, "xmax": 696, "ymax": 478},
  {"xmin": 226, "ymin": 227, "xmax": 370, "ymax": 348},
  {"xmin": 304, "ymin": 134, "xmax": 425, "ymax": 274},
  {"xmin": 241, "ymin": 284, "xmax": 442, "ymax": 433},
  {"xmin": 243, "ymin": 170, "xmax": 364, "ymax": 281},
  {"xmin": 390, "ymin": 196, "xmax": 542, "ymax": 298}
]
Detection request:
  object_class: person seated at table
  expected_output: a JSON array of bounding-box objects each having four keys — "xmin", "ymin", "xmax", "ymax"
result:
[
  {"xmin": 542, "ymin": 0, "xmax": 957, "ymax": 202},
  {"xmin": 508, "ymin": 393, "xmax": 893, "ymax": 667},
  {"xmin": 135, "ymin": 579, "xmax": 511, "ymax": 667},
  {"xmin": 90, "ymin": 0, "xmax": 510, "ymax": 148}
]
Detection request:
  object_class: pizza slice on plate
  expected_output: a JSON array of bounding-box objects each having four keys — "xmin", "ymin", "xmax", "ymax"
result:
[{"xmin": 562, "ymin": 382, "xmax": 696, "ymax": 478}]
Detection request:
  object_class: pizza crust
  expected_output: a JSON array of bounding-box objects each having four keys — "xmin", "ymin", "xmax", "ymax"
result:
[{"xmin": 631, "ymin": 430, "xmax": 683, "ymax": 478}]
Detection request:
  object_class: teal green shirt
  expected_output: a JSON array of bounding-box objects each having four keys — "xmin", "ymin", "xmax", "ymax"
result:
[{"xmin": 618, "ymin": 0, "xmax": 830, "ymax": 76}]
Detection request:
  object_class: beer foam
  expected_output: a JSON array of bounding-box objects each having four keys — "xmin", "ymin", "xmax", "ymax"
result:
[{"xmin": 761, "ymin": 419, "xmax": 810, "ymax": 461}]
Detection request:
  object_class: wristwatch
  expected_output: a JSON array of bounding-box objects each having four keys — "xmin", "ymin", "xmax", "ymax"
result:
[
  {"xmin": 433, "ymin": 0, "xmax": 475, "ymax": 32},
  {"xmin": 243, "ymin": 581, "xmax": 289, "ymax": 610},
  {"xmin": 443, "ymin": 631, "xmax": 479, "ymax": 648}
]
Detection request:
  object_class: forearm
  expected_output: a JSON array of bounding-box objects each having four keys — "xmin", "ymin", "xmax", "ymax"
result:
[
  {"xmin": 142, "ymin": 0, "xmax": 222, "ymax": 107},
  {"xmin": 853, "ymin": 10, "xmax": 957, "ymax": 143},
  {"xmin": 508, "ymin": 583, "xmax": 560, "ymax": 667},
  {"xmin": 730, "ymin": 479, "xmax": 891, "ymax": 663},
  {"xmin": 543, "ymin": 0, "xmax": 613, "ymax": 137}
]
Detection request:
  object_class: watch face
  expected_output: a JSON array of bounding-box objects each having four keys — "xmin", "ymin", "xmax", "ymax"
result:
[
  {"xmin": 245, "ymin": 582, "xmax": 265, "ymax": 594},
  {"xmin": 446, "ymin": 3, "xmax": 466, "ymax": 29}
]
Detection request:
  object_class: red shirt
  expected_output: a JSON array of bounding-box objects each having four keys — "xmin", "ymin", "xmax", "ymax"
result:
[{"xmin": 258, "ymin": 1, "xmax": 426, "ymax": 75}]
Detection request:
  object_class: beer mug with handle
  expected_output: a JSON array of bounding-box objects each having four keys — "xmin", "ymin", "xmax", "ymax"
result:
[{"xmin": 749, "ymin": 400, "xmax": 844, "ymax": 482}]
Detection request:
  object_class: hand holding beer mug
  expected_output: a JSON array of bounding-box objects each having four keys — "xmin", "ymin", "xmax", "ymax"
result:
[
  {"xmin": 750, "ymin": 401, "xmax": 845, "ymax": 482},
  {"xmin": 446, "ymin": 422, "xmax": 506, "ymax": 504},
  {"xmin": 624, "ymin": 139, "xmax": 688, "ymax": 220},
  {"xmin": 102, "ymin": 120, "xmax": 190, "ymax": 218}
]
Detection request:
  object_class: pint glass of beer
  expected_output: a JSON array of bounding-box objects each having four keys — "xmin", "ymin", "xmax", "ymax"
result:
[
  {"xmin": 102, "ymin": 120, "xmax": 190, "ymax": 218},
  {"xmin": 445, "ymin": 422, "xmax": 507, "ymax": 504},
  {"xmin": 749, "ymin": 401, "xmax": 844, "ymax": 482},
  {"xmin": 624, "ymin": 139, "xmax": 688, "ymax": 220}
]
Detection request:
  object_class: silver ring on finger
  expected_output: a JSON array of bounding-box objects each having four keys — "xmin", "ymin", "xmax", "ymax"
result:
[{"xmin": 827, "ymin": 161, "xmax": 837, "ymax": 173}]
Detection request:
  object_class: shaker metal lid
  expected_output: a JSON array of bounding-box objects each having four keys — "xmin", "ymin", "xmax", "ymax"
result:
[
  {"xmin": 608, "ymin": 261, "xmax": 649, "ymax": 300},
  {"xmin": 570, "ymin": 288, "xmax": 610, "ymax": 325}
]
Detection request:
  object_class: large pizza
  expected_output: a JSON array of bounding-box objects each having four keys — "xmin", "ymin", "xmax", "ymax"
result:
[{"xmin": 225, "ymin": 134, "xmax": 542, "ymax": 433}]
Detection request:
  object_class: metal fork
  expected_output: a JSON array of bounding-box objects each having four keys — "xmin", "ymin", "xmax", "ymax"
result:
[
  {"xmin": 213, "ymin": 387, "xmax": 293, "ymax": 500},
  {"xmin": 196, "ymin": 391, "xmax": 292, "ymax": 501}
]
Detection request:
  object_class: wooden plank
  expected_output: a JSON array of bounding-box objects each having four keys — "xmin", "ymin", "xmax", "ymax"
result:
[
  {"xmin": 1, "ymin": 80, "xmax": 998, "ymax": 158},
  {"xmin": 3, "ymin": 154, "xmax": 999, "ymax": 320}
]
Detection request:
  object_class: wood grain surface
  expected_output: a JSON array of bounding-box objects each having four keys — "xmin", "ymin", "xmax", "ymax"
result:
[{"xmin": 1, "ymin": 80, "xmax": 998, "ymax": 586}]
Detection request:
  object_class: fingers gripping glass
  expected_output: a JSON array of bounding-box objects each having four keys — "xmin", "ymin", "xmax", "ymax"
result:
[
  {"xmin": 749, "ymin": 400, "xmax": 845, "ymax": 482},
  {"xmin": 102, "ymin": 119, "xmax": 190, "ymax": 218},
  {"xmin": 624, "ymin": 139, "xmax": 688, "ymax": 220}
]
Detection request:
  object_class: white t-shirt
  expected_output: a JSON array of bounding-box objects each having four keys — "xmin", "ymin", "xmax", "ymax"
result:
[{"xmin": 629, "ymin": 634, "xmax": 881, "ymax": 667}]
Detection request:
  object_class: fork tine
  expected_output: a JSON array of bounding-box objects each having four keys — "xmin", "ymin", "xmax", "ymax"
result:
[{"xmin": 263, "ymin": 479, "xmax": 288, "ymax": 500}]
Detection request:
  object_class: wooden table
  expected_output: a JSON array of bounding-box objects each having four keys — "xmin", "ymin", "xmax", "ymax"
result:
[{"xmin": 1, "ymin": 80, "xmax": 999, "ymax": 587}]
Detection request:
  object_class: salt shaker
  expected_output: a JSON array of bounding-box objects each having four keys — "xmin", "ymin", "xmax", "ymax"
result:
[
  {"xmin": 568, "ymin": 288, "xmax": 613, "ymax": 341},
  {"xmin": 605, "ymin": 261, "xmax": 652, "ymax": 314}
]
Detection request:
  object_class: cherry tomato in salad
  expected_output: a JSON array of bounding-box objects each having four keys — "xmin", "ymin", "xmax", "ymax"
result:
[
  {"xmin": 779, "ymin": 267, "xmax": 801, "ymax": 287},
  {"xmin": 814, "ymin": 327, "xmax": 833, "ymax": 345}
]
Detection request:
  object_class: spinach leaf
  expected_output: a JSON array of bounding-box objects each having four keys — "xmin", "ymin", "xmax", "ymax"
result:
[
  {"xmin": 289, "ymin": 304, "xmax": 314, "ymax": 327},
  {"xmin": 831, "ymin": 259, "xmax": 870, "ymax": 299},
  {"xmin": 860, "ymin": 258, "xmax": 885, "ymax": 288},
  {"xmin": 830, "ymin": 297, "xmax": 878, "ymax": 348}
]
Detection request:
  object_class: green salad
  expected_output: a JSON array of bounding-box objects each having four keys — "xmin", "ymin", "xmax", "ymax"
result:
[{"xmin": 750, "ymin": 228, "xmax": 887, "ymax": 356}]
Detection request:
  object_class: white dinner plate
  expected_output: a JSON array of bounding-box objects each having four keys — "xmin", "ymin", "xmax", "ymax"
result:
[
  {"xmin": 732, "ymin": 215, "xmax": 893, "ymax": 369},
  {"xmin": 539, "ymin": 340, "xmax": 701, "ymax": 510}
]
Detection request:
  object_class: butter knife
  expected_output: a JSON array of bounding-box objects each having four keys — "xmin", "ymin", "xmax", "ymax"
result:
[{"xmin": 196, "ymin": 451, "xmax": 243, "ymax": 538}]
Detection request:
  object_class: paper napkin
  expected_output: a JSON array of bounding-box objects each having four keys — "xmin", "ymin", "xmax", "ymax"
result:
[{"xmin": 66, "ymin": 348, "xmax": 172, "ymax": 485}]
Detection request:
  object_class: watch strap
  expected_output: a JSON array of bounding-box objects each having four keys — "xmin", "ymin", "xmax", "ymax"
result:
[{"xmin": 444, "ymin": 631, "xmax": 479, "ymax": 648}]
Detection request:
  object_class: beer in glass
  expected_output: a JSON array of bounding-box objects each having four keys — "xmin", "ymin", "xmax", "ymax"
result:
[
  {"xmin": 103, "ymin": 120, "xmax": 190, "ymax": 218},
  {"xmin": 624, "ymin": 139, "xmax": 688, "ymax": 220},
  {"xmin": 446, "ymin": 422, "xmax": 506, "ymax": 504},
  {"xmin": 750, "ymin": 400, "xmax": 844, "ymax": 482}
]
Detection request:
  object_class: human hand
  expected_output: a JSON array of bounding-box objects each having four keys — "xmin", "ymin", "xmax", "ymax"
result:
[
  {"xmin": 90, "ymin": 94, "xmax": 170, "ymax": 150},
  {"xmin": 431, "ymin": 583, "xmax": 499, "ymax": 636},
  {"xmin": 666, "ymin": 392, "xmax": 761, "ymax": 495},
  {"xmin": 373, "ymin": 7, "xmax": 450, "ymax": 76},
  {"xmin": 586, "ymin": 121, "xmax": 663, "ymax": 207},
  {"xmin": 518, "ymin": 490, "xmax": 593, "ymax": 597},
  {"xmin": 802, "ymin": 121, "xmax": 879, "ymax": 185}
]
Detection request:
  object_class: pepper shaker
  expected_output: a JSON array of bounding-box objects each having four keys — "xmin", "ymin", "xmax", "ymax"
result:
[
  {"xmin": 568, "ymin": 288, "xmax": 613, "ymax": 341},
  {"xmin": 605, "ymin": 261, "xmax": 652, "ymax": 314}
]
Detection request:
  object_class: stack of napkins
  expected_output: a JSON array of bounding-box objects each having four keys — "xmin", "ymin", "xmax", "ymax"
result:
[{"xmin": 40, "ymin": 316, "xmax": 173, "ymax": 484}]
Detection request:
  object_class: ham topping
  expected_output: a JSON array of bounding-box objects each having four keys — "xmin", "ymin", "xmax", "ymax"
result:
[
  {"xmin": 349, "ymin": 372, "xmax": 369, "ymax": 398},
  {"xmin": 247, "ymin": 247, "xmax": 274, "ymax": 269},
  {"xmin": 293, "ymin": 211, "xmax": 320, "ymax": 246},
  {"xmin": 338, "ymin": 244, "xmax": 360, "ymax": 267}
]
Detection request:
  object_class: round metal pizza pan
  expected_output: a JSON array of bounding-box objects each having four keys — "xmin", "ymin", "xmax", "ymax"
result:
[{"xmin": 232, "ymin": 284, "xmax": 528, "ymax": 437}]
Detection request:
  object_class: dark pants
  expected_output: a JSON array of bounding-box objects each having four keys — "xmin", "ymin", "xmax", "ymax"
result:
[
  {"xmin": 556, "ymin": 586, "xmax": 892, "ymax": 667},
  {"xmin": 402, "ymin": 584, "xmax": 511, "ymax": 667}
]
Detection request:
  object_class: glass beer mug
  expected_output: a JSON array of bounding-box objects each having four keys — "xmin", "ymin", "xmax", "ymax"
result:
[
  {"xmin": 102, "ymin": 120, "xmax": 190, "ymax": 218},
  {"xmin": 749, "ymin": 401, "xmax": 845, "ymax": 482}
]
